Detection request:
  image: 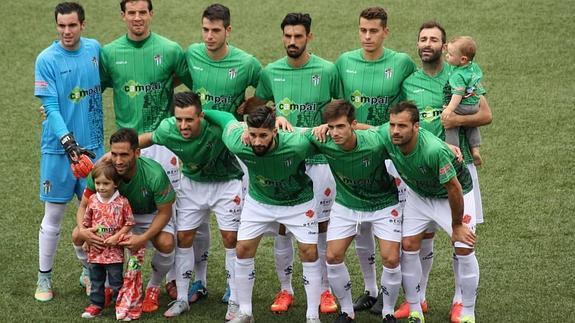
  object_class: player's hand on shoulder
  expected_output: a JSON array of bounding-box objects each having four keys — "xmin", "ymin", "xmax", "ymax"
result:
[
  {"xmin": 276, "ymin": 116, "xmax": 293, "ymax": 132},
  {"xmin": 446, "ymin": 144, "xmax": 463, "ymax": 162},
  {"xmin": 312, "ymin": 124, "xmax": 330, "ymax": 143}
]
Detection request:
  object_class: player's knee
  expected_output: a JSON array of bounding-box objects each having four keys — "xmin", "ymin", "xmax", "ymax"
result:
[
  {"xmin": 326, "ymin": 250, "xmax": 344, "ymax": 264},
  {"xmin": 381, "ymin": 252, "xmax": 400, "ymax": 268},
  {"xmin": 402, "ymin": 237, "xmax": 421, "ymax": 252},
  {"xmin": 154, "ymin": 233, "xmax": 175, "ymax": 253},
  {"xmin": 299, "ymin": 245, "xmax": 318, "ymax": 262},
  {"xmin": 236, "ymin": 242, "xmax": 255, "ymax": 259},
  {"xmin": 177, "ymin": 231, "xmax": 194, "ymax": 248},
  {"xmin": 220, "ymin": 231, "xmax": 237, "ymax": 249}
]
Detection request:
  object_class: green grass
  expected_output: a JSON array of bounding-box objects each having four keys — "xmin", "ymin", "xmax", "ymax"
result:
[{"xmin": 2, "ymin": 0, "xmax": 574, "ymax": 322}]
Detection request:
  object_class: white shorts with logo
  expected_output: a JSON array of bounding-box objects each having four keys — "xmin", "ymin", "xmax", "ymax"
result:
[
  {"xmin": 385, "ymin": 160, "xmax": 407, "ymax": 208},
  {"xmin": 402, "ymin": 187, "xmax": 476, "ymax": 249},
  {"xmin": 132, "ymin": 211, "xmax": 176, "ymax": 248},
  {"xmin": 141, "ymin": 144, "xmax": 181, "ymax": 188},
  {"xmin": 238, "ymin": 195, "xmax": 318, "ymax": 244},
  {"xmin": 176, "ymin": 176, "xmax": 242, "ymax": 232},
  {"xmin": 327, "ymin": 202, "xmax": 402, "ymax": 242},
  {"xmin": 467, "ymin": 163, "xmax": 484, "ymax": 224},
  {"xmin": 306, "ymin": 163, "xmax": 335, "ymax": 222}
]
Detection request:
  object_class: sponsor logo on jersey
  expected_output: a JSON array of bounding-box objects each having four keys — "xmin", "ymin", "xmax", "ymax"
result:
[
  {"xmin": 115, "ymin": 60, "xmax": 128, "ymax": 65},
  {"xmin": 154, "ymin": 54, "xmax": 162, "ymax": 66},
  {"xmin": 438, "ymin": 163, "xmax": 452, "ymax": 176},
  {"xmin": 350, "ymin": 90, "xmax": 389, "ymax": 109},
  {"xmin": 311, "ymin": 74, "xmax": 320, "ymax": 86},
  {"xmin": 69, "ymin": 85, "xmax": 102, "ymax": 103},
  {"xmin": 96, "ymin": 224, "xmax": 114, "ymax": 237},
  {"xmin": 273, "ymin": 77, "xmax": 286, "ymax": 82},
  {"xmin": 123, "ymin": 80, "xmax": 162, "ymax": 98},
  {"xmin": 255, "ymin": 175, "xmax": 288, "ymax": 188},
  {"xmin": 345, "ymin": 69, "xmax": 357, "ymax": 74},
  {"xmin": 284, "ymin": 158, "xmax": 292, "ymax": 168},
  {"xmin": 91, "ymin": 56, "xmax": 98, "ymax": 67},
  {"xmin": 421, "ymin": 106, "xmax": 441, "ymax": 123},
  {"xmin": 60, "ymin": 69, "xmax": 72, "ymax": 75},
  {"xmin": 196, "ymin": 87, "xmax": 233, "ymax": 106},
  {"xmin": 192, "ymin": 65, "xmax": 203, "ymax": 71},
  {"xmin": 412, "ymin": 88, "xmax": 425, "ymax": 93},
  {"xmin": 384, "ymin": 67, "xmax": 393, "ymax": 79},
  {"xmin": 418, "ymin": 166, "xmax": 429, "ymax": 174},
  {"xmin": 277, "ymin": 98, "xmax": 318, "ymax": 116},
  {"xmin": 228, "ymin": 68, "xmax": 237, "ymax": 79}
]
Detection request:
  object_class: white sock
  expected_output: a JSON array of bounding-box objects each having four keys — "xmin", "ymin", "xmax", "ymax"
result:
[
  {"xmin": 166, "ymin": 263, "xmax": 177, "ymax": 283},
  {"xmin": 302, "ymin": 259, "xmax": 322, "ymax": 319},
  {"xmin": 38, "ymin": 202, "xmax": 66, "ymax": 272},
  {"xmin": 225, "ymin": 248, "xmax": 237, "ymax": 303},
  {"xmin": 73, "ymin": 244, "xmax": 88, "ymax": 268},
  {"xmin": 175, "ymin": 246, "xmax": 194, "ymax": 301},
  {"xmin": 381, "ymin": 265, "xmax": 402, "ymax": 316},
  {"xmin": 401, "ymin": 250, "xmax": 423, "ymax": 315},
  {"xmin": 327, "ymin": 262, "xmax": 354, "ymax": 318},
  {"xmin": 148, "ymin": 250, "xmax": 175, "ymax": 288},
  {"xmin": 317, "ymin": 232, "xmax": 329, "ymax": 291},
  {"xmin": 235, "ymin": 257, "xmax": 255, "ymax": 316},
  {"xmin": 419, "ymin": 238, "xmax": 434, "ymax": 302},
  {"xmin": 193, "ymin": 222, "xmax": 210, "ymax": 285},
  {"xmin": 457, "ymin": 252, "xmax": 479, "ymax": 319},
  {"xmin": 355, "ymin": 222, "xmax": 377, "ymax": 296},
  {"xmin": 452, "ymin": 252, "xmax": 463, "ymax": 303},
  {"xmin": 274, "ymin": 234, "xmax": 294, "ymax": 294}
]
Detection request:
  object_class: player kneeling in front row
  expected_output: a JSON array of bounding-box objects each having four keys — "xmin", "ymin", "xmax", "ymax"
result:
[{"xmin": 308, "ymin": 100, "xmax": 402, "ymax": 323}]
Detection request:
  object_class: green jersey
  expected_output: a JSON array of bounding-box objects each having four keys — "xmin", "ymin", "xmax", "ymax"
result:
[
  {"xmin": 336, "ymin": 48, "xmax": 416, "ymax": 126},
  {"xmin": 152, "ymin": 117, "xmax": 243, "ymax": 182},
  {"xmin": 306, "ymin": 129, "xmax": 398, "ymax": 211},
  {"xmin": 86, "ymin": 157, "xmax": 175, "ymax": 214},
  {"xmin": 204, "ymin": 110, "xmax": 316, "ymax": 206},
  {"xmin": 446, "ymin": 61, "xmax": 485, "ymax": 106},
  {"xmin": 378, "ymin": 124, "xmax": 472, "ymax": 198},
  {"xmin": 100, "ymin": 33, "xmax": 192, "ymax": 134},
  {"xmin": 256, "ymin": 54, "xmax": 342, "ymax": 127},
  {"xmin": 401, "ymin": 65, "xmax": 454, "ymax": 139},
  {"xmin": 186, "ymin": 43, "xmax": 262, "ymax": 119}
]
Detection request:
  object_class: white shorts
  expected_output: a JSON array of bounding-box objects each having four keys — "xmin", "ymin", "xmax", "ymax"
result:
[
  {"xmin": 141, "ymin": 144, "xmax": 181, "ymax": 188},
  {"xmin": 385, "ymin": 160, "xmax": 407, "ymax": 208},
  {"xmin": 327, "ymin": 202, "xmax": 402, "ymax": 242},
  {"xmin": 176, "ymin": 176, "xmax": 242, "ymax": 232},
  {"xmin": 132, "ymin": 212, "xmax": 176, "ymax": 248},
  {"xmin": 467, "ymin": 163, "xmax": 484, "ymax": 224},
  {"xmin": 305, "ymin": 163, "xmax": 335, "ymax": 222},
  {"xmin": 236, "ymin": 156, "xmax": 249, "ymax": 199},
  {"xmin": 238, "ymin": 195, "xmax": 318, "ymax": 244},
  {"xmin": 402, "ymin": 187, "xmax": 476, "ymax": 249}
]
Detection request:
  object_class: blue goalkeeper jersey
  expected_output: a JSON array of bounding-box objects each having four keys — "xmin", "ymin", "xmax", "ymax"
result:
[{"xmin": 35, "ymin": 38, "xmax": 104, "ymax": 154}]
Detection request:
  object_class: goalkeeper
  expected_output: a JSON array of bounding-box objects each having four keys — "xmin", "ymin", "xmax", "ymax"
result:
[{"xmin": 33, "ymin": 2, "xmax": 104, "ymax": 302}]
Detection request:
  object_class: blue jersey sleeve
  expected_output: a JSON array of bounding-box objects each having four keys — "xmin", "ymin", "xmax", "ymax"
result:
[{"xmin": 41, "ymin": 96, "xmax": 69, "ymax": 140}]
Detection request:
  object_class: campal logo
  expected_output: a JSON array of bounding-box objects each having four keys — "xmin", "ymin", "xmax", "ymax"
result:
[
  {"xmin": 350, "ymin": 90, "xmax": 389, "ymax": 109},
  {"xmin": 123, "ymin": 80, "xmax": 162, "ymax": 98}
]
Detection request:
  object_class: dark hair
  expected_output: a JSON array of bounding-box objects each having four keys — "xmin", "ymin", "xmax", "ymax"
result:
[
  {"xmin": 322, "ymin": 99, "xmax": 355, "ymax": 124},
  {"xmin": 92, "ymin": 160, "xmax": 121, "ymax": 185},
  {"xmin": 359, "ymin": 7, "xmax": 387, "ymax": 28},
  {"xmin": 202, "ymin": 3, "xmax": 230, "ymax": 28},
  {"xmin": 390, "ymin": 101, "xmax": 420, "ymax": 123},
  {"xmin": 120, "ymin": 0, "xmax": 153, "ymax": 13},
  {"xmin": 172, "ymin": 91, "xmax": 202, "ymax": 115},
  {"xmin": 55, "ymin": 2, "xmax": 85, "ymax": 23},
  {"xmin": 418, "ymin": 21, "xmax": 446, "ymax": 44},
  {"xmin": 281, "ymin": 13, "xmax": 312, "ymax": 34},
  {"xmin": 246, "ymin": 106, "xmax": 276, "ymax": 130},
  {"xmin": 110, "ymin": 128, "xmax": 139, "ymax": 150},
  {"xmin": 450, "ymin": 36, "xmax": 477, "ymax": 61}
]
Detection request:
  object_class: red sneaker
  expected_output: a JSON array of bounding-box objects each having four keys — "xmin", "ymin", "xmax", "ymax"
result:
[
  {"xmin": 270, "ymin": 290, "xmax": 294, "ymax": 313},
  {"xmin": 142, "ymin": 286, "xmax": 161, "ymax": 313},
  {"xmin": 394, "ymin": 300, "xmax": 429, "ymax": 319},
  {"xmin": 450, "ymin": 302, "xmax": 463, "ymax": 323},
  {"xmin": 81, "ymin": 304, "xmax": 102, "ymax": 318},
  {"xmin": 320, "ymin": 290, "xmax": 338, "ymax": 314}
]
